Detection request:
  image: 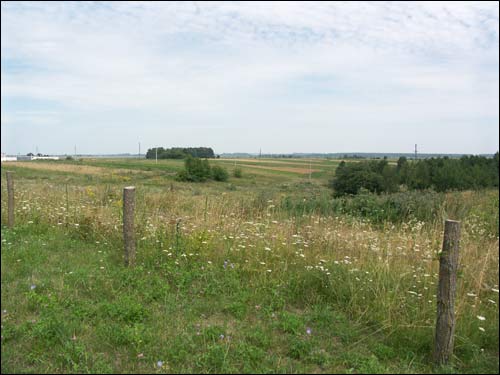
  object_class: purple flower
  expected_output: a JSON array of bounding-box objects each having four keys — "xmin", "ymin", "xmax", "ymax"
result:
[
  {"xmin": 30, "ymin": 284, "xmax": 36, "ymax": 290},
  {"xmin": 157, "ymin": 360, "xmax": 163, "ymax": 368},
  {"xmin": 219, "ymin": 334, "xmax": 225, "ymax": 340},
  {"xmin": 306, "ymin": 327, "xmax": 312, "ymax": 335},
  {"xmin": 223, "ymin": 260, "xmax": 228, "ymax": 269}
]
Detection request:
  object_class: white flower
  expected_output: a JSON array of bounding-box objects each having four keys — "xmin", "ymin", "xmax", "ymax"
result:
[
  {"xmin": 479, "ymin": 327, "xmax": 485, "ymax": 332},
  {"xmin": 476, "ymin": 315, "xmax": 486, "ymax": 321}
]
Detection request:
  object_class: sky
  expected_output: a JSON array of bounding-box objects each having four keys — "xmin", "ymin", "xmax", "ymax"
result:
[{"xmin": 1, "ymin": 1, "xmax": 499, "ymax": 155}]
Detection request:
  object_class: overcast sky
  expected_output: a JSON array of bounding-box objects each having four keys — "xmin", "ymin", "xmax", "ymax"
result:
[{"xmin": 1, "ymin": 1, "xmax": 499, "ymax": 155}]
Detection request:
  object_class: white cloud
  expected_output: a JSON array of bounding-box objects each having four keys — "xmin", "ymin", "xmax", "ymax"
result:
[{"xmin": 1, "ymin": 1, "xmax": 498, "ymax": 154}]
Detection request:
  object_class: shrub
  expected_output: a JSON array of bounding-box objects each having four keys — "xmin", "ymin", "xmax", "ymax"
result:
[
  {"xmin": 176, "ymin": 157, "xmax": 229, "ymax": 182},
  {"xmin": 212, "ymin": 166, "xmax": 229, "ymax": 181},
  {"xmin": 176, "ymin": 156, "xmax": 212, "ymax": 182},
  {"xmin": 233, "ymin": 168, "xmax": 242, "ymax": 178}
]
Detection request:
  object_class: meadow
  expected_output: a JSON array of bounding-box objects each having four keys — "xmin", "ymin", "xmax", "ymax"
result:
[{"xmin": 1, "ymin": 157, "xmax": 498, "ymax": 374}]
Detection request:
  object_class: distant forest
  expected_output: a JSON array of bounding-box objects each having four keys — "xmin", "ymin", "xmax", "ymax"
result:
[
  {"xmin": 145, "ymin": 147, "xmax": 215, "ymax": 159},
  {"xmin": 333, "ymin": 153, "xmax": 499, "ymax": 195}
]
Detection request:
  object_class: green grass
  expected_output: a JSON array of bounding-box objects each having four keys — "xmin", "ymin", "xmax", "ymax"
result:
[{"xmin": 1, "ymin": 160, "xmax": 498, "ymax": 374}]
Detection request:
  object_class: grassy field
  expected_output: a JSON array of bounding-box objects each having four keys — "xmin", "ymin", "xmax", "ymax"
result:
[{"xmin": 1, "ymin": 158, "xmax": 498, "ymax": 374}]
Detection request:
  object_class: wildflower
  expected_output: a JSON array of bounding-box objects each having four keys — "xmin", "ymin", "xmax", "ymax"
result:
[
  {"xmin": 476, "ymin": 315, "xmax": 486, "ymax": 321},
  {"xmin": 219, "ymin": 334, "xmax": 225, "ymax": 340},
  {"xmin": 306, "ymin": 327, "xmax": 312, "ymax": 335},
  {"xmin": 157, "ymin": 360, "xmax": 163, "ymax": 368},
  {"xmin": 479, "ymin": 327, "xmax": 485, "ymax": 332},
  {"xmin": 223, "ymin": 260, "xmax": 228, "ymax": 269},
  {"xmin": 30, "ymin": 284, "xmax": 36, "ymax": 290}
]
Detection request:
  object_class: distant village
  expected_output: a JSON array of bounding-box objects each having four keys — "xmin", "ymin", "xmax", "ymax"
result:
[{"xmin": 1, "ymin": 152, "xmax": 60, "ymax": 162}]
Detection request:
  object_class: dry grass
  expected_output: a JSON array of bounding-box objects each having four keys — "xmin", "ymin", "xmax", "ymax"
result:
[
  {"xmin": 234, "ymin": 164, "xmax": 322, "ymax": 174},
  {"xmin": 1, "ymin": 171, "xmax": 498, "ymax": 373},
  {"xmin": 219, "ymin": 158, "xmax": 328, "ymax": 166},
  {"xmin": 5, "ymin": 162, "xmax": 144, "ymax": 176}
]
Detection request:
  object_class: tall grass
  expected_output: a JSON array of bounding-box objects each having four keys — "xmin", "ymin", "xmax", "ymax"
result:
[{"xmin": 1, "ymin": 173, "xmax": 498, "ymax": 373}]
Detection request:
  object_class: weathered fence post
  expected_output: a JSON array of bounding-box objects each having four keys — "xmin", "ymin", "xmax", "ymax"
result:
[
  {"xmin": 7, "ymin": 171, "xmax": 14, "ymax": 228},
  {"xmin": 123, "ymin": 186, "xmax": 136, "ymax": 267},
  {"xmin": 433, "ymin": 219, "xmax": 461, "ymax": 365}
]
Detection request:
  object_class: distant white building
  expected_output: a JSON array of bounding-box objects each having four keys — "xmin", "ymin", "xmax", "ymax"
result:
[
  {"xmin": 1, "ymin": 154, "xmax": 61, "ymax": 162},
  {"xmin": 1, "ymin": 153, "xmax": 17, "ymax": 162},
  {"xmin": 31, "ymin": 156, "xmax": 60, "ymax": 160}
]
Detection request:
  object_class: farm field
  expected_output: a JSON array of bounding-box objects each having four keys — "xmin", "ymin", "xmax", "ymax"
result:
[{"xmin": 1, "ymin": 158, "xmax": 499, "ymax": 374}]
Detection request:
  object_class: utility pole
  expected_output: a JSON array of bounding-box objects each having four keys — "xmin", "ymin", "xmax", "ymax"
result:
[
  {"xmin": 138, "ymin": 142, "xmax": 141, "ymax": 158},
  {"xmin": 259, "ymin": 148, "xmax": 262, "ymax": 159},
  {"xmin": 155, "ymin": 147, "xmax": 158, "ymax": 164}
]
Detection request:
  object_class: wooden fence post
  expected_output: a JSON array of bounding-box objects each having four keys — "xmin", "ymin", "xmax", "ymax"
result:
[
  {"xmin": 433, "ymin": 219, "xmax": 461, "ymax": 365},
  {"xmin": 7, "ymin": 171, "xmax": 14, "ymax": 228},
  {"xmin": 123, "ymin": 186, "xmax": 136, "ymax": 267}
]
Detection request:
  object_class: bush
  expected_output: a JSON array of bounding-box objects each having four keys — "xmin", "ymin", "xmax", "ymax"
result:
[
  {"xmin": 279, "ymin": 189, "xmax": 444, "ymax": 225},
  {"xmin": 176, "ymin": 157, "xmax": 229, "ymax": 182},
  {"xmin": 212, "ymin": 165, "xmax": 229, "ymax": 181},
  {"xmin": 233, "ymin": 168, "xmax": 242, "ymax": 178},
  {"xmin": 176, "ymin": 156, "xmax": 211, "ymax": 182},
  {"xmin": 332, "ymin": 160, "xmax": 389, "ymax": 196}
]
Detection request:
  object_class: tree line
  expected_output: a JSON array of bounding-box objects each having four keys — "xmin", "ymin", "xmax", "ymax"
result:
[
  {"xmin": 332, "ymin": 153, "xmax": 499, "ymax": 196},
  {"xmin": 145, "ymin": 147, "xmax": 215, "ymax": 159}
]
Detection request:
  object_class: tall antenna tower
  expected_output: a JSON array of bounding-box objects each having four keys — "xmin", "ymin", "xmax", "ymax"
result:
[
  {"xmin": 415, "ymin": 144, "xmax": 418, "ymax": 160},
  {"xmin": 138, "ymin": 142, "xmax": 141, "ymax": 158},
  {"xmin": 259, "ymin": 148, "xmax": 262, "ymax": 158}
]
